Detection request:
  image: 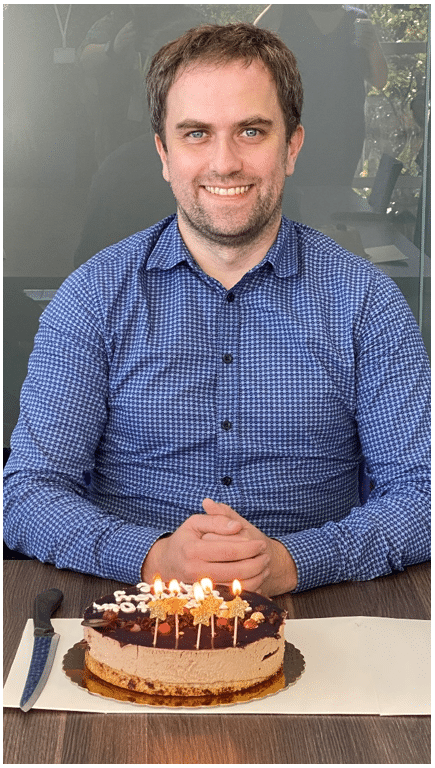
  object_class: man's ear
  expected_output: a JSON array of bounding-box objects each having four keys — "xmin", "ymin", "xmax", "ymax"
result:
[
  {"xmin": 155, "ymin": 134, "xmax": 170, "ymax": 183},
  {"xmin": 285, "ymin": 124, "xmax": 305, "ymax": 176}
]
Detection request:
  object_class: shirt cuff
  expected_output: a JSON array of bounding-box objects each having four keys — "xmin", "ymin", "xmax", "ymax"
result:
[
  {"xmin": 276, "ymin": 524, "xmax": 341, "ymax": 593},
  {"xmin": 100, "ymin": 525, "xmax": 171, "ymax": 585}
]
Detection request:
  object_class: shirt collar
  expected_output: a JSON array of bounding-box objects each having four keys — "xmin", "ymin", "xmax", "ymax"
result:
[
  {"xmin": 146, "ymin": 214, "xmax": 299, "ymax": 278},
  {"xmin": 263, "ymin": 216, "xmax": 299, "ymax": 278}
]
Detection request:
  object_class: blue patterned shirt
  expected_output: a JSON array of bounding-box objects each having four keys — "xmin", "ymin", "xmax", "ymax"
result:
[{"xmin": 4, "ymin": 216, "xmax": 430, "ymax": 590}]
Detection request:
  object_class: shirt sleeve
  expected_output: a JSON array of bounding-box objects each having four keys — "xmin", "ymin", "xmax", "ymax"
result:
[
  {"xmin": 277, "ymin": 270, "xmax": 431, "ymax": 592},
  {"xmin": 3, "ymin": 267, "xmax": 169, "ymax": 584}
]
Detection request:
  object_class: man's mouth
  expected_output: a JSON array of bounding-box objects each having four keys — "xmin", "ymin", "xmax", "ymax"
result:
[{"xmin": 203, "ymin": 185, "xmax": 252, "ymax": 196}]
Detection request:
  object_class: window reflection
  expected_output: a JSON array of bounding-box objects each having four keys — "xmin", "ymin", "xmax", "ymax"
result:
[{"xmin": 3, "ymin": 4, "xmax": 430, "ymax": 445}]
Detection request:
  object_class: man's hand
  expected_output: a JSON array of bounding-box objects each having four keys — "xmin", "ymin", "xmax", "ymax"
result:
[
  {"xmin": 141, "ymin": 509, "xmax": 271, "ymax": 590},
  {"xmin": 141, "ymin": 499, "xmax": 298, "ymax": 596},
  {"xmin": 201, "ymin": 498, "xmax": 298, "ymax": 596}
]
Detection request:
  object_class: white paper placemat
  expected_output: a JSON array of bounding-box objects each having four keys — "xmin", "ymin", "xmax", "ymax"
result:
[{"xmin": 3, "ymin": 617, "xmax": 430, "ymax": 715}]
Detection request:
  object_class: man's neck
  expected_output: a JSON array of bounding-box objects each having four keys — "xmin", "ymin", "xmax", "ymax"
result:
[{"xmin": 177, "ymin": 213, "xmax": 282, "ymax": 290}]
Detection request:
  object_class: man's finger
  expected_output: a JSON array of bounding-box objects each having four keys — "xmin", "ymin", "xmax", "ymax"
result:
[
  {"xmin": 188, "ymin": 512, "xmax": 241, "ymax": 537},
  {"xmin": 195, "ymin": 536, "xmax": 268, "ymax": 564},
  {"xmin": 201, "ymin": 532, "xmax": 250, "ymax": 542},
  {"xmin": 220, "ymin": 569, "xmax": 271, "ymax": 594},
  {"xmin": 194, "ymin": 555, "xmax": 270, "ymax": 586},
  {"xmin": 202, "ymin": 498, "xmax": 242, "ymax": 520}
]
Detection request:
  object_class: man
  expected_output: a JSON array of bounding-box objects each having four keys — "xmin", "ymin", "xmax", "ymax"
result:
[{"xmin": 4, "ymin": 24, "xmax": 430, "ymax": 596}]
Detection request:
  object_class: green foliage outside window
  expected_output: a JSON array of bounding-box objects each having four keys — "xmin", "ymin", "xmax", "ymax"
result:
[{"xmin": 358, "ymin": 4, "xmax": 429, "ymax": 210}]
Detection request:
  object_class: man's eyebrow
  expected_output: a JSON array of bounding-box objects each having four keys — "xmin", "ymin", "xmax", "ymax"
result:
[
  {"xmin": 238, "ymin": 116, "xmax": 274, "ymax": 129},
  {"xmin": 175, "ymin": 120, "xmax": 210, "ymax": 132},
  {"xmin": 174, "ymin": 116, "xmax": 274, "ymax": 132}
]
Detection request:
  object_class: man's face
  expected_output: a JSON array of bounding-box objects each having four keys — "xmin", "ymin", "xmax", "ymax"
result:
[{"xmin": 155, "ymin": 59, "xmax": 304, "ymax": 248}]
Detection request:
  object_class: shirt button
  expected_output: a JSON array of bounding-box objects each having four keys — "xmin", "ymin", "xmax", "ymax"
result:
[
  {"xmin": 222, "ymin": 353, "xmax": 233, "ymax": 364},
  {"xmin": 221, "ymin": 420, "xmax": 232, "ymax": 431},
  {"xmin": 226, "ymin": 292, "xmax": 235, "ymax": 303},
  {"xmin": 221, "ymin": 476, "xmax": 232, "ymax": 486}
]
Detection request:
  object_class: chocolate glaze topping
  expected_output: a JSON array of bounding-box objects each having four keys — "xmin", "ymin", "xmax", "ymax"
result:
[{"xmin": 83, "ymin": 584, "xmax": 287, "ymax": 651}]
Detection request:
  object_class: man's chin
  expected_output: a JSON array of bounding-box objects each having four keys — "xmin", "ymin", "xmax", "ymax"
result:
[{"xmin": 178, "ymin": 207, "xmax": 279, "ymax": 248}]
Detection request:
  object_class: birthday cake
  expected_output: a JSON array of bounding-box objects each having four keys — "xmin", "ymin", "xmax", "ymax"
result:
[{"xmin": 82, "ymin": 580, "xmax": 287, "ymax": 697}]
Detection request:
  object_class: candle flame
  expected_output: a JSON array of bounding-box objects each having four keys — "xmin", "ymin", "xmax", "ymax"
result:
[
  {"xmin": 200, "ymin": 577, "xmax": 213, "ymax": 593},
  {"xmin": 153, "ymin": 575, "xmax": 164, "ymax": 596},
  {"xmin": 169, "ymin": 579, "xmax": 180, "ymax": 594},
  {"xmin": 232, "ymin": 579, "xmax": 242, "ymax": 596},
  {"xmin": 193, "ymin": 582, "xmax": 205, "ymax": 602}
]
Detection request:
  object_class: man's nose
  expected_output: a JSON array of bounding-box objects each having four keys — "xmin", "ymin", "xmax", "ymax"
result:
[{"xmin": 209, "ymin": 136, "xmax": 243, "ymax": 177}]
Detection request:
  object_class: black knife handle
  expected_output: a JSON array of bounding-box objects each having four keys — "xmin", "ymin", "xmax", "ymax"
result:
[{"xmin": 33, "ymin": 588, "xmax": 64, "ymax": 636}]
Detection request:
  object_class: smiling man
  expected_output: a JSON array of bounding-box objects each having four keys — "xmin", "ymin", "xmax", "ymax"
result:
[
  {"xmin": 4, "ymin": 24, "xmax": 430, "ymax": 596},
  {"xmin": 153, "ymin": 58, "xmax": 303, "ymax": 287}
]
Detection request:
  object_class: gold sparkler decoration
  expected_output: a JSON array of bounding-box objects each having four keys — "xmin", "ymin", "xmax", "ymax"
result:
[{"xmin": 148, "ymin": 600, "xmax": 168, "ymax": 621}]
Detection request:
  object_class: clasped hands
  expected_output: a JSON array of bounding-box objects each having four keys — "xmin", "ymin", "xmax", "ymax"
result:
[{"xmin": 142, "ymin": 498, "xmax": 297, "ymax": 597}]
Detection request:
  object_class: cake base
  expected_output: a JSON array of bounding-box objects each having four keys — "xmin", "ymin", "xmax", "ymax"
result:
[
  {"xmin": 83, "ymin": 620, "xmax": 285, "ymax": 697},
  {"xmin": 64, "ymin": 639, "xmax": 305, "ymax": 709},
  {"xmin": 84, "ymin": 648, "xmax": 280, "ymax": 697}
]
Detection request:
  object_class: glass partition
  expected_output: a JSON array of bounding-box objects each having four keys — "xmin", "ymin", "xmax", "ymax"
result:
[{"xmin": 3, "ymin": 4, "xmax": 430, "ymax": 447}]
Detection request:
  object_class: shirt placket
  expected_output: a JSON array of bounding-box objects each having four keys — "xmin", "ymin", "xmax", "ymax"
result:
[{"xmin": 215, "ymin": 288, "xmax": 241, "ymax": 503}]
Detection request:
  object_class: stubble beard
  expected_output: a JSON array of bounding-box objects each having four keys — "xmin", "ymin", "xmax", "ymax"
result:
[{"xmin": 175, "ymin": 182, "xmax": 286, "ymax": 249}]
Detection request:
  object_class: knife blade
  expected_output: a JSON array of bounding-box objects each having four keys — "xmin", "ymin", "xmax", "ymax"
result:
[{"xmin": 20, "ymin": 588, "xmax": 64, "ymax": 712}]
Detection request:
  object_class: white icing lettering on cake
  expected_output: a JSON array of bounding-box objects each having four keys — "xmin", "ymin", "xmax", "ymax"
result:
[
  {"xmin": 93, "ymin": 602, "xmax": 120, "ymax": 612},
  {"xmin": 119, "ymin": 601, "xmax": 136, "ymax": 613}
]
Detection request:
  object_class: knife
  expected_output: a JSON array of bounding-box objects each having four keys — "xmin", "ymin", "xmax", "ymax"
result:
[{"xmin": 20, "ymin": 588, "xmax": 64, "ymax": 712}]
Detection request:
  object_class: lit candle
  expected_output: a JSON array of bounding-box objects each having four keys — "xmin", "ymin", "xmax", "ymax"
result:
[
  {"xmin": 192, "ymin": 582, "xmax": 206, "ymax": 650},
  {"xmin": 229, "ymin": 579, "xmax": 245, "ymax": 647},
  {"xmin": 200, "ymin": 577, "xmax": 213, "ymax": 592},
  {"xmin": 149, "ymin": 575, "xmax": 165, "ymax": 647},
  {"xmin": 168, "ymin": 578, "xmax": 185, "ymax": 649}
]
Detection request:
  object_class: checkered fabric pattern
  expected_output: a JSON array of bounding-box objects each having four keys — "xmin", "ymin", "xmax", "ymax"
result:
[{"xmin": 4, "ymin": 216, "xmax": 430, "ymax": 590}]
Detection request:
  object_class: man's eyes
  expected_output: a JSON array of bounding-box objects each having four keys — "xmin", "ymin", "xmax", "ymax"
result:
[
  {"xmin": 186, "ymin": 128, "xmax": 263, "ymax": 139},
  {"xmin": 188, "ymin": 130, "xmax": 206, "ymax": 139}
]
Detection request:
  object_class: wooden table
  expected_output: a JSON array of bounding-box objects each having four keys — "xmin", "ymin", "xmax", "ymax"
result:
[{"xmin": 3, "ymin": 559, "xmax": 430, "ymax": 764}]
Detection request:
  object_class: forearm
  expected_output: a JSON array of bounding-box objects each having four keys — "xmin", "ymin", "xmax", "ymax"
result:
[
  {"xmin": 281, "ymin": 487, "xmax": 430, "ymax": 592},
  {"xmin": 3, "ymin": 467, "xmax": 165, "ymax": 583},
  {"xmin": 365, "ymin": 45, "xmax": 388, "ymax": 89}
]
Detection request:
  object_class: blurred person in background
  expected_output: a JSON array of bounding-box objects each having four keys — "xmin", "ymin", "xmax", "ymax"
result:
[
  {"xmin": 78, "ymin": 5, "xmax": 207, "ymax": 166},
  {"xmin": 259, "ymin": 4, "xmax": 388, "ymax": 186}
]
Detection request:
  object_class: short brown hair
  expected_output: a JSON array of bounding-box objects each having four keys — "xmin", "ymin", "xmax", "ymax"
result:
[{"xmin": 146, "ymin": 23, "xmax": 303, "ymax": 149}]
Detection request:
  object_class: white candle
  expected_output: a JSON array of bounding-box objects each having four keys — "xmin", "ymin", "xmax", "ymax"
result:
[
  {"xmin": 193, "ymin": 582, "xmax": 205, "ymax": 650},
  {"xmin": 201, "ymin": 577, "xmax": 215, "ymax": 640},
  {"xmin": 169, "ymin": 578, "xmax": 181, "ymax": 649},
  {"xmin": 152, "ymin": 576, "xmax": 165, "ymax": 647},
  {"xmin": 231, "ymin": 580, "xmax": 243, "ymax": 648}
]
